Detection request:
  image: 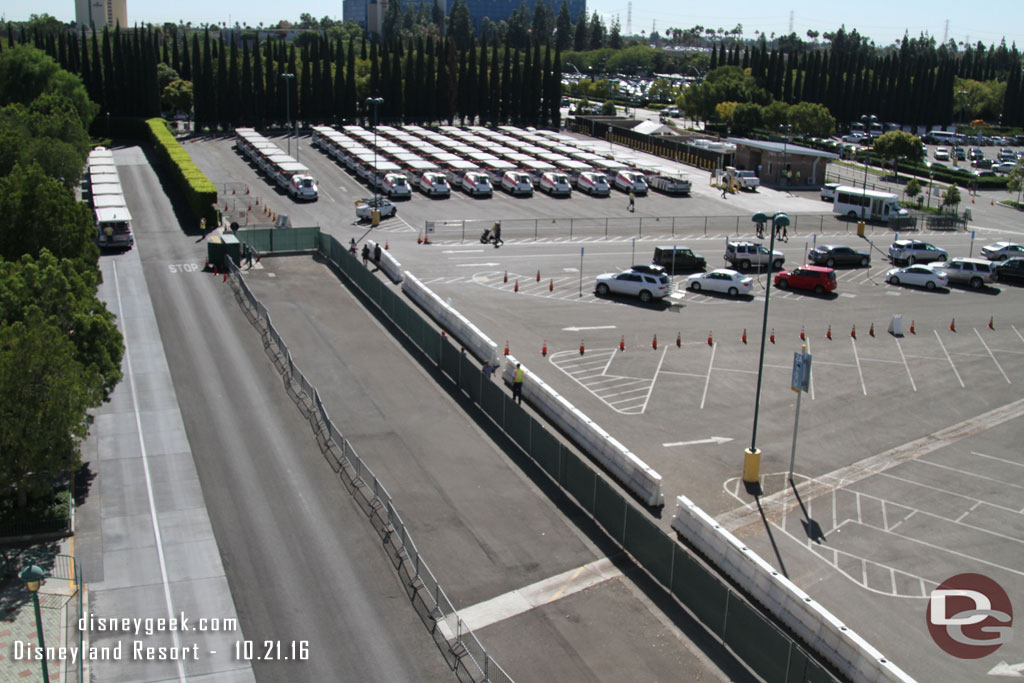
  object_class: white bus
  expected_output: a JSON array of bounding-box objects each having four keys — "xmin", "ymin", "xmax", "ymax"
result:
[{"xmin": 832, "ymin": 186, "xmax": 908, "ymax": 222}]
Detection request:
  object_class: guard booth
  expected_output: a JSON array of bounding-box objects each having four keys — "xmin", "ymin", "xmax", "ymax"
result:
[{"xmin": 206, "ymin": 233, "xmax": 241, "ymax": 270}]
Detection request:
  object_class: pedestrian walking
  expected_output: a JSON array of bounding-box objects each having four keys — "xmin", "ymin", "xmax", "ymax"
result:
[
  {"xmin": 628, "ymin": 190, "xmax": 636, "ymax": 212},
  {"xmin": 721, "ymin": 185, "xmax": 728, "ymax": 199},
  {"xmin": 492, "ymin": 221, "xmax": 503, "ymax": 247},
  {"xmin": 512, "ymin": 363, "xmax": 524, "ymax": 404},
  {"xmin": 361, "ymin": 244, "xmax": 370, "ymax": 266},
  {"xmin": 782, "ymin": 223, "xmax": 788, "ymax": 242},
  {"xmin": 373, "ymin": 243, "xmax": 382, "ymax": 267},
  {"xmin": 349, "ymin": 238, "xmax": 357, "ymax": 256}
]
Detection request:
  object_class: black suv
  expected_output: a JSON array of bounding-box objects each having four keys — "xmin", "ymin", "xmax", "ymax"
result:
[
  {"xmin": 651, "ymin": 246, "xmax": 706, "ymax": 273},
  {"xmin": 995, "ymin": 257, "xmax": 1024, "ymax": 284}
]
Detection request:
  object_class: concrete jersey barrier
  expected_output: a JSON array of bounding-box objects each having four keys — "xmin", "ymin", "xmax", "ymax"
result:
[
  {"xmin": 402, "ymin": 271, "xmax": 500, "ymax": 366},
  {"xmin": 366, "ymin": 240, "xmax": 403, "ymax": 284},
  {"xmin": 503, "ymin": 355, "xmax": 664, "ymax": 508},
  {"xmin": 671, "ymin": 495, "xmax": 915, "ymax": 683}
]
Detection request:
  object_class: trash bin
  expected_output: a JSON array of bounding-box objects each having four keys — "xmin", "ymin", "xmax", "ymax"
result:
[{"xmin": 857, "ymin": 221, "xmax": 866, "ymax": 237}]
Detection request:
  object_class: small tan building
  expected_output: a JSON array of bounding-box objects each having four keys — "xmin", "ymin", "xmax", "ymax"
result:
[{"xmin": 726, "ymin": 138, "xmax": 839, "ymax": 189}]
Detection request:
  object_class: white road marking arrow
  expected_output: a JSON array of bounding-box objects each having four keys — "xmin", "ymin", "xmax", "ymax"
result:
[
  {"xmin": 562, "ymin": 325, "xmax": 617, "ymax": 331},
  {"xmin": 456, "ymin": 262, "xmax": 500, "ymax": 267},
  {"xmin": 663, "ymin": 436, "xmax": 734, "ymax": 448},
  {"xmin": 989, "ymin": 661, "xmax": 1024, "ymax": 677}
]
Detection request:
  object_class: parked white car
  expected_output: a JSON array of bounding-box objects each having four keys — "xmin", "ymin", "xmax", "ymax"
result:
[
  {"xmin": 613, "ymin": 170, "xmax": 648, "ymax": 195},
  {"xmin": 538, "ymin": 171, "xmax": 572, "ymax": 196},
  {"xmin": 501, "ymin": 171, "xmax": 534, "ymax": 196},
  {"xmin": 594, "ymin": 268, "xmax": 670, "ymax": 303},
  {"xmin": 685, "ymin": 269, "xmax": 754, "ymax": 297},
  {"xmin": 885, "ymin": 264, "xmax": 948, "ymax": 290},
  {"xmin": 575, "ymin": 171, "xmax": 610, "ymax": 196},
  {"xmin": 461, "ymin": 171, "xmax": 493, "ymax": 197},
  {"xmin": 418, "ymin": 172, "xmax": 451, "ymax": 197}
]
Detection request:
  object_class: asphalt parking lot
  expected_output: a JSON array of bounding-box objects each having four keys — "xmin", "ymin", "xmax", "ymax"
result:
[{"xmin": 188, "ymin": 129, "xmax": 1024, "ymax": 682}]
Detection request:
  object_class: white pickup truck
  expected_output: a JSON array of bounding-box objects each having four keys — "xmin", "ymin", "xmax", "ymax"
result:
[{"xmin": 734, "ymin": 169, "xmax": 760, "ymax": 191}]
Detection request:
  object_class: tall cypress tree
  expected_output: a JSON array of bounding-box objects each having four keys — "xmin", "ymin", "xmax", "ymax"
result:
[
  {"xmin": 226, "ymin": 38, "xmax": 240, "ymax": 126},
  {"xmin": 345, "ymin": 37, "xmax": 356, "ymax": 122},
  {"xmin": 490, "ymin": 44, "xmax": 501, "ymax": 124},
  {"xmin": 216, "ymin": 35, "xmax": 228, "ymax": 129},
  {"xmin": 240, "ymin": 42, "xmax": 253, "ymax": 125},
  {"xmin": 299, "ymin": 50, "xmax": 312, "ymax": 124}
]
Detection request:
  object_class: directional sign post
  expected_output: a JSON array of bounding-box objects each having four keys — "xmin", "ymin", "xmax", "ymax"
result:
[{"xmin": 788, "ymin": 346, "xmax": 812, "ymax": 483}]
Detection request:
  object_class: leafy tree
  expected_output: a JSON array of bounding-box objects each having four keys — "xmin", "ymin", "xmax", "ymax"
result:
[
  {"xmin": 733, "ymin": 102, "xmax": 764, "ymax": 129},
  {"xmin": 0, "ymin": 162, "xmax": 96, "ymax": 265},
  {"xmin": 646, "ymin": 78, "xmax": 678, "ymax": 103},
  {"xmin": 872, "ymin": 130, "xmax": 923, "ymax": 177},
  {"xmin": 447, "ymin": 0, "xmax": 473, "ymax": 51},
  {"xmin": 162, "ymin": 78, "xmax": 193, "ymax": 113},
  {"xmin": 600, "ymin": 99, "xmax": 616, "ymax": 115},
  {"xmin": 715, "ymin": 101, "xmax": 738, "ymax": 122},
  {"xmin": 762, "ymin": 100, "xmax": 790, "ymax": 128},
  {"xmin": 905, "ymin": 178, "xmax": 922, "ymax": 203},
  {"xmin": 942, "ymin": 185, "xmax": 961, "ymax": 212},
  {"xmin": 1007, "ymin": 162, "xmax": 1024, "ymax": 204},
  {"xmin": 156, "ymin": 62, "xmax": 179, "ymax": 90},
  {"xmin": 788, "ymin": 101, "xmax": 836, "ymax": 136},
  {"xmin": 0, "ymin": 44, "xmax": 97, "ymax": 129},
  {"xmin": 682, "ymin": 65, "xmax": 769, "ymax": 121}
]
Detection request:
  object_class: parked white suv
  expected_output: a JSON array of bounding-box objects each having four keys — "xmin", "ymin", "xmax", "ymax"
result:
[
  {"xmin": 575, "ymin": 171, "xmax": 610, "ymax": 196},
  {"xmin": 934, "ymin": 257, "xmax": 995, "ymax": 289},
  {"xmin": 594, "ymin": 268, "xmax": 670, "ymax": 303},
  {"xmin": 614, "ymin": 170, "xmax": 648, "ymax": 195},
  {"xmin": 538, "ymin": 171, "xmax": 572, "ymax": 196},
  {"xmin": 461, "ymin": 171, "xmax": 493, "ymax": 197},
  {"xmin": 888, "ymin": 239, "xmax": 948, "ymax": 265},
  {"xmin": 724, "ymin": 241, "xmax": 785, "ymax": 270},
  {"xmin": 418, "ymin": 172, "xmax": 451, "ymax": 197},
  {"xmin": 501, "ymin": 171, "xmax": 534, "ymax": 196}
]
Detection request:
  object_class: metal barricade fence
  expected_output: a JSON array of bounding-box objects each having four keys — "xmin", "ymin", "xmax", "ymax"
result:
[{"xmin": 224, "ymin": 256, "xmax": 512, "ymax": 683}]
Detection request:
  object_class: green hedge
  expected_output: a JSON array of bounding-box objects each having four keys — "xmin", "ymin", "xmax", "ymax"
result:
[{"xmin": 146, "ymin": 118, "xmax": 217, "ymax": 226}]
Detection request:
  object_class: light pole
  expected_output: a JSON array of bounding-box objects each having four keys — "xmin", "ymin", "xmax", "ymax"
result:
[
  {"xmin": 19, "ymin": 565, "xmax": 49, "ymax": 682},
  {"xmin": 861, "ymin": 152, "xmax": 871, "ymax": 223},
  {"xmin": 743, "ymin": 211, "xmax": 789, "ymax": 495},
  {"xmin": 281, "ymin": 73, "xmax": 295, "ymax": 156},
  {"xmin": 957, "ymin": 89, "xmax": 969, "ymax": 128},
  {"xmin": 779, "ymin": 124, "xmax": 792, "ymax": 189},
  {"xmin": 366, "ymin": 96, "xmax": 384, "ymax": 226}
]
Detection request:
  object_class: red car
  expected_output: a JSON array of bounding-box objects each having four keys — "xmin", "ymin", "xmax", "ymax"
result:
[{"xmin": 774, "ymin": 265, "xmax": 837, "ymax": 294}]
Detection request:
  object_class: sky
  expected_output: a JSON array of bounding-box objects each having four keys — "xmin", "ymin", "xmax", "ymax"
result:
[{"xmin": 3, "ymin": 1, "xmax": 1024, "ymax": 50}]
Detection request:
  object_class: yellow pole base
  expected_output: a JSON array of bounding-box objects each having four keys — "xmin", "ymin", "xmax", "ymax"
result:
[{"xmin": 743, "ymin": 447, "xmax": 761, "ymax": 484}]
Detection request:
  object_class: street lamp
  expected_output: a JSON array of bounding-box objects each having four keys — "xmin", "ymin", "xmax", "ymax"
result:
[
  {"xmin": 19, "ymin": 565, "xmax": 49, "ymax": 682},
  {"xmin": 861, "ymin": 152, "xmax": 871, "ymax": 223},
  {"xmin": 957, "ymin": 89, "xmax": 969, "ymax": 127},
  {"xmin": 743, "ymin": 211, "xmax": 789, "ymax": 495},
  {"xmin": 366, "ymin": 96, "xmax": 384, "ymax": 226},
  {"xmin": 779, "ymin": 124, "xmax": 792, "ymax": 189},
  {"xmin": 281, "ymin": 73, "xmax": 295, "ymax": 157}
]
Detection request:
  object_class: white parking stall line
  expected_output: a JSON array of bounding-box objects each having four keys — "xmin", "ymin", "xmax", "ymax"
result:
[
  {"xmin": 587, "ymin": 376, "xmax": 627, "ymax": 387},
  {"xmin": 851, "ymin": 338, "xmax": 867, "ymax": 395},
  {"xmin": 604, "ymin": 386, "xmax": 651, "ymax": 399},
  {"xmin": 974, "ymin": 328, "xmax": 1011, "ymax": 384},
  {"xmin": 971, "ymin": 451, "xmax": 1024, "ymax": 468},
  {"xmin": 1013, "ymin": 325, "xmax": 1024, "ymax": 344},
  {"xmin": 602, "ymin": 349, "xmax": 618, "ymax": 375},
  {"xmin": 893, "ymin": 337, "xmax": 917, "ymax": 392},
  {"xmin": 917, "ymin": 458, "xmax": 1024, "ymax": 490},
  {"xmin": 639, "ymin": 345, "xmax": 669, "ymax": 413},
  {"xmin": 700, "ymin": 342, "xmax": 717, "ymax": 410},
  {"xmin": 933, "ymin": 330, "xmax": 965, "ymax": 388},
  {"xmin": 444, "ymin": 276, "xmax": 464, "ymax": 284}
]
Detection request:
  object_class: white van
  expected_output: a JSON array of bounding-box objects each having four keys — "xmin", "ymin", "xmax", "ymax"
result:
[
  {"xmin": 381, "ymin": 172, "xmax": 412, "ymax": 199},
  {"xmin": 614, "ymin": 170, "xmax": 648, "ymax": 195},
  {"xmin": 419, "ymin": 171, "xmax": 451, "ymax": 197},
  {"xmin": 575, "ymin": 171, "xmax": 610, "ymax": 196},
  {"xmin": 501, "ymin": 171, "xmax": 534, "ymax": 196},
  {"xmin": 820, "ymin": 182, "xmax": 840, "ymax": 201},
  {"xmin": 461, "ymin": 171, "xmax": 493, "ymax": 197},
  {"xmin": 538, "ymin": 171, "xmax": 572, "ymax": 196}
]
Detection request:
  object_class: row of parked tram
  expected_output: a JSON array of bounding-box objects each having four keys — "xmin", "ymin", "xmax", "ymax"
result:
[{"xmin": 309, "ymin": 123, "xmax": 693, "ymax": 201}]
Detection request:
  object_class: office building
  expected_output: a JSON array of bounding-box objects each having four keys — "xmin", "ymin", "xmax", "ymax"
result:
[{"xmin": 76, "ymin": 0, "xmax": 127, "ymax": 30}]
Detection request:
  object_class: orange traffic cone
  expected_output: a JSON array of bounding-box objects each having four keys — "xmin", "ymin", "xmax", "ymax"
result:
[
  {"xmin": 384, "ymin": 240, "xmax": 389, "ymax": 250},
  {"xmin": 707, "ymin": 330, "xmax": 713, "ymax": 346},
  {"xmin": 504, "ymin": 340, "xmax": 509, "ymax": 355},
  {"xmin": 869, "ymin": 322, "xmax": 875, "ymax": 337},
  {"xmin": 800, "ymin": 325, "xmax": 806, "ymax": 341},
  {"xmin": 503, "ymin": 270, "xmax": 508, "ymax": 283},
  {"xmin": 619, "ymin": 335, "xmax": 626, "ymax": 352},
  {"xmin": 826, "ymin": 324, "xmax": 832, "ymax": 340},
  {"xmin": 675, "ymin": 332, "xmax": 681, "ymax": 348},
  {"xmin": 579, "ymin": 339, "xmax": 585, "ymax": 356},
  {"xmin": 536, "ymin": 269, "xmax": 541, "ymax": 282},
  {"xmin": 988, "ymin": 316, "xmax": 994, "ymax": 330},
  {"xmin": 742, "ymin": 328, "xmax": 747, "ymax": 344},
  {"xmin": 549, "ymin": 279, "xmax": 553, "ymax": 292},
  {"xmin": 851, "ymin": 324, "xmax": 857, "ymax": 340},
  {"xmin": 652, "ymin": 334, "xmax": 658, "ymax": 350},
  {"xmin": 417, "ymin": 233, "xmax": 423, "ymax": 244},
  {"xmin": 769, "ymin": 328, "xmax": 775, "ymax": 344},
  {"xmin": 910, "ymin": 320, "xmax": 916, "ymax": 335},
  {"xmin": 542, "ymin": 340, "xmax": 547, "ymax": 356},
  {"xmin": 423, "ymin": 234, "xmax": 430, "ymax": 244},
  {"xmin": 514, "ymin": 280, "xmax": 519, "ymax": 292},
  {"xmin": 950, "ymin": 318, "xmax": 956, "ymax": 332}
]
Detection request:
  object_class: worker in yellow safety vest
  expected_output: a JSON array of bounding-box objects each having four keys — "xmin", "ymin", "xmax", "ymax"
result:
[{"xmin": 512, "ymin": 363, "xmax": 524, "ymax": 405}]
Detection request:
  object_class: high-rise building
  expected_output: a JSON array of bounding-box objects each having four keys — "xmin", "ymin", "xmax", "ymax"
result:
[
  {"xmin": 350, "ymin": 0, "xmax": 587, "ymax": 37},
  {"xmin": 75, "ymin": 0, "xmax": 127, "ymax": 30},
  {"xmin": 343, "ymin": 0, "xmax": 368, "ymax": 29}
]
